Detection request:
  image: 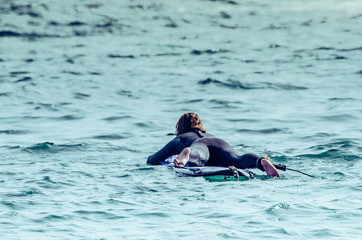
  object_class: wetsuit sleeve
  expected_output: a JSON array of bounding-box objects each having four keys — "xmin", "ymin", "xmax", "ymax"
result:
[{"xmin": 147, "ymin": 137, "xmax": 186, "ymax": 165}]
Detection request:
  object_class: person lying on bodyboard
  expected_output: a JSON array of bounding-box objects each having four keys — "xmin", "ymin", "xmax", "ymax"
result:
[{"xmin": 147, "ymin": 113, "xmax": 280, "ymax": 178}]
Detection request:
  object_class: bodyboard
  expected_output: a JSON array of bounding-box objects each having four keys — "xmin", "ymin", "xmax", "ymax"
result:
[{"xmin": 161, "ymin": 161, "xmax": 255, "ymax": 181}]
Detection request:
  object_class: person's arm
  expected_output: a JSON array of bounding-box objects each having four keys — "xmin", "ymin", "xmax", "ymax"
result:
[{"xmin": 147, "ymin": 137, "xmax": 186, "ymax": 165}]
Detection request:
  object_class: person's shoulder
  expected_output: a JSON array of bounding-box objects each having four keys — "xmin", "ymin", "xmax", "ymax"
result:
[
  {"xmin": 179, "ymin": 132, "xmax": 197, "ymax": 138},
  {"xmin": 204, "ymin": 133, "xmax": 215, "ymax": 138}
]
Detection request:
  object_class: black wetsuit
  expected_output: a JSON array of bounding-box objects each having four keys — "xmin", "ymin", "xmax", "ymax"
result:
[{"xmin": 147, "ymin": 130, "xmax": 264, "ymax": 171}]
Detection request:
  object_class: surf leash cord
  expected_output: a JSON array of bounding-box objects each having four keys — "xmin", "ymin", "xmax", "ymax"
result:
[{"xmin": 273, "ymin": 164, "xmax": 315, "ymax": 178}]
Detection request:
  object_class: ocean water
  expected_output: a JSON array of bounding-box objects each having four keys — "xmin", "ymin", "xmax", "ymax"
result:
[{"xmin": 1, "ymin": 0, "xmax": 362, "ymax": 239}]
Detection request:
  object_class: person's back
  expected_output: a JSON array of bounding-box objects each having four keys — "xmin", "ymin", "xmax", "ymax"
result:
[
  {"xmin": 147, "ymin": 130, "xmax": 213, "ymax": 165},
  {"xmin": 147, "ymin": 113, "xmax": 209, "ymax": 165}
]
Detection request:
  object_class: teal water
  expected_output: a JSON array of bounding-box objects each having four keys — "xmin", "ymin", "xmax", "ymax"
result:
[{"xmin": 1, "ymin": 0, "xmax": 362, "ymax": 239}]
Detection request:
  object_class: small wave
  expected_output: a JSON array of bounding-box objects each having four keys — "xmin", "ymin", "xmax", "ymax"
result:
[
  {"xmin": 1, "ymin": 201, "xmax": 24, "ymax": 210},
  {"xmin": 0, "ymin": 31, "xmax": 24, "ymax": 37},
  {"xmin": 129, "ymin": 166, "xmax": 155, "ymax": 172},
  {"xmin": 237, "ymin": 128, "xmax": 286, "ymax": 134},
  {"xmin": 24, "ymin": 142, "xmax": 53, "ymax": 152},
  {"xmin": 134, "ymin": 122, "xmax": 153, "ymax": 128},
  {"xmin": 64, "ymin": 54, "xmax": 85, "ymax": 64},
  {"xmin": 305, "ymin": 139, "xmax": 362, "ymax": 161},
  {"xmin": 114, "ymin": 174, "xmax": 131, "ymax": 178},
  {"xmin": 26, "ymin": 102, "xmax": 72, "ymax": 111},
  {"xmin": 209, "ymin": 99, "xmax": 242, "ymax": 108},
  {"xmin": 226, "ymin": 118, "xmax": 260, "ymax": 123},
  {"xmin": 338, "ymin": 47, "xmax": 362, "ymax": 52},
  {"xmin": 42, "ymin": 176, "xmax": 57, "ymax": 184},
  {"xmin": 0, "ymin": 130, "xmax": 30, "ymax": 135},
  {"xmin": 205, "ymin": 0, "xmax": 238, "ymax": 5},
  {"xmin": 329, "ymin": 97, "xmax": 355, "ymax": 101},
  {"xmin": 61, "ymin": 71, "xmax": 82, "ymax": 75},
  {"xmin": 85, "ymin": 4, "xmax": 102, "ymax": 9},
  {"xmin": 5, "ymin": 189, "xmax": 42, "ymax": 198},
  {"xmin": 1, "ymin": 4, "xmax": 42, "ymax": 18},
  {"xmin": 5, "ymin": 145, "xmax": 21, "ymax": 149},
  {"xmin": 296, "ymin": 46, "xmax": 362, "ymax": 54},
  {"xmin": 10, "ymin": 71, "xmax": 30, "ymax": 76},
  {"xmin": 268, "ymin": 83, "xmax": 308, "ymax": 90},
  {"xmin": 333, "ymin": 171, "xmax": 345, "ymax": 178},
  {"xmin": 74, "ymin": 92, "xmax": 91, "ymax": 99},
  {"xmin": 296, "ymin": 149, "xmax": 360, "ymax": 161},
  {"xmin": 198, "ymin": 78, "xmax": 307, "ymax": 90},
  {"xmin": 334, "ymin": 55, "xmax": 347, "ymax": 60},
  {"xmin": 314, "ymin": 47, "xmax": 335, "ymax": 51},
  {"xmin": 266, "ymin": 202, "xmax": 291, "ymax": 215},
  {"xmin": 108, "ymin": 54, "xmax": 135, "ymax": 59},
  {"xmin": 134, "ymin": 211, "xmax": 171, "ymax": 218},
  {"xmin": 190, "ymin": 49, "xmax": 230, "ymax": 55},
  {"xmin": 264, "ymin": 24, "xmax": 289, "ymax": 30},
  {"xmin": 93, "ymin": 134, "xmax": 126, "ymax": 140},
  {"xmin": 267, "ymin": 154, "xmax": 290, "ymax": 162},
  {"xmin": 116, "ymin": 90, "xmax": 134, "ymax": 97},
  {"xmin": 103, "ymin": 115, "xmax": 132, "ymax": 122},
  {"xmin": 0, "ymin": 92, "xmax": 11, "ymax": 97},
  {"xmin": 198, "ymin": 78, "xmax": 257, "ymax": 90},
  {"xmin": 54, "ymin": 115, "xmax": 83, "ymax": 121},
  {"xmin": 15, "ymin": 76, "xmax": 32, "ymax": 83},
  {"xmin": 67, "ymin": 21, "xmax": 86, "ymax": 26},
  {"xmin": 309, "ymin": 139, "xmax": 359, "ymax": 151},
  {"xmin": 179, "ymin": 99, "xmax": 204, "ymax": 104},
  {"xmin": 165, "ymin": 22, "xmax": 178, "ymax": 28},
  {"xmin": 155, "ymin": 52, "xmax": 182, "ymax": 57},
  {"xmin": 73, "ymin": 210, "xmax": 124, "ymax": 220},
  {"xmin": 89, "ymin": 71, "xmax": 102, "ymax": 75},
  {"xmin": 43, "ymin": 214, "xmax": 72, "ymax": 221},
  {"xmin": 0, "ymin": 30, "xmax": 60, "ymax": 38},
  {"xmin": 269, "ymin": 43, "xmax": 282, "ymax": 48},
  {"xmin": 220, "ymin": 11, "xmax": 231, "ymax": 19},
  {"xmin": 23, "ymin": 142, "xmax": 85, "ymax": 153},
  {"xmin": 95, "ymin": 21, "xmax": 113, "ymax": 28},
  {"xmin": 218, "ymin": 24, "xmax": 240, "ymax": 29},
  {"xmin": 47, "ymin": 19, "xmax": 124, "ymax": 37},
  {"xmin": 321, "ymin": 114, "xmax": 358, "ymax": 122},
  {"xmin": 302, "ymin": 132, "xmax": 336, "ymax": 140},
  {"xmin": 315, "ymin": 55, "xmax": 349, "ymax": 61}
]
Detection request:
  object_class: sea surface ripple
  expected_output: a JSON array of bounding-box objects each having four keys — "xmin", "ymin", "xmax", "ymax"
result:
[{"xmin": 1, "ymin": 0, "xmax": 362, "ymax": 239}]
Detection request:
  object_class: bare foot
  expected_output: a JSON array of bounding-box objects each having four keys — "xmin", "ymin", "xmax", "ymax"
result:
[
  {"xmin": 261, "ymin": 158, "xmax": 280, "ymax": 178},
  {"xmin": 174, "ymin": 147, "xmax": 191, "ymax": 168}
]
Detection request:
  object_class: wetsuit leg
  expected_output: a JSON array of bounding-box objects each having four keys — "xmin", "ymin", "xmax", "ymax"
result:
[
  {"xmin": 188, "ymin": 137, "xmax": 262, "ymax": 170},
  {"xmin": 234, "ymin": 153, "xmax": 262, "ymax": 169},
  {"xmin": 187, "ymin": 142, "xmax": 210, "ymax": 166}
]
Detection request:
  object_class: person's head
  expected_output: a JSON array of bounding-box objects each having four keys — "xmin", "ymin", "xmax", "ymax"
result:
[{"xmin": 175, "ymin": 113, "xmax": 206, "ymax": 136}]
